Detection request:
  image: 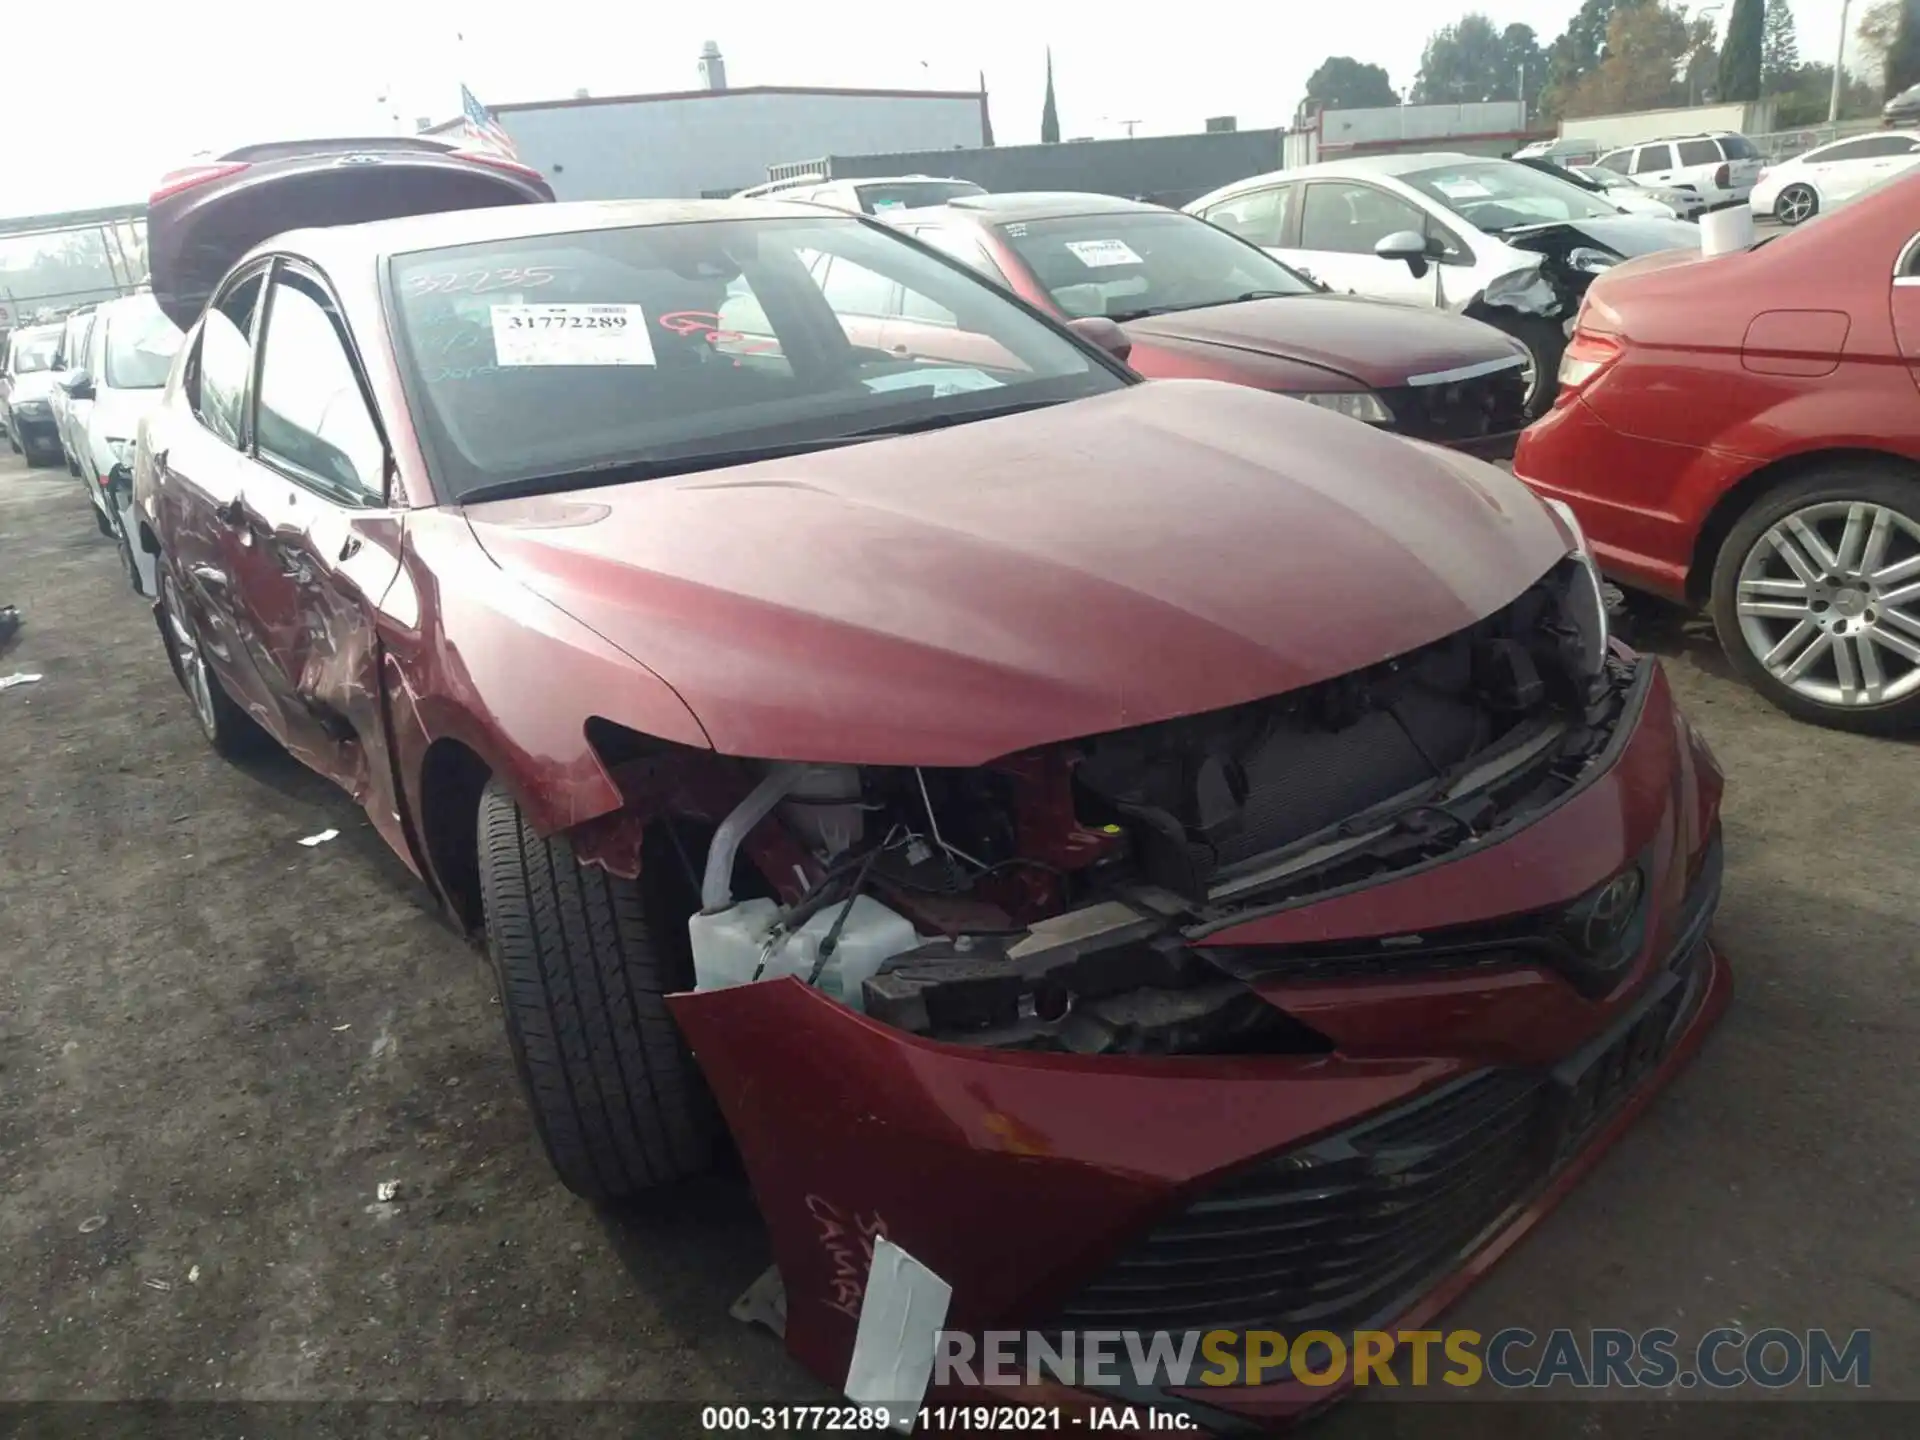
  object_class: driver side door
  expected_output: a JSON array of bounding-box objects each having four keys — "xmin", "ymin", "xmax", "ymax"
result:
[{"xmin": 1286, "ymin": 181, "xmax": 1445, "ymax": 306}]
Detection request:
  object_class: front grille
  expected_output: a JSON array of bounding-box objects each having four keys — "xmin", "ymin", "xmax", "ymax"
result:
[
  {"xmin": 1380, "ymin": 366, "xmax": 1527, "ymax": 445},
  {"xmin": 1053, "ymin": 859, "xmax": 1717, "ymax": 1357}
]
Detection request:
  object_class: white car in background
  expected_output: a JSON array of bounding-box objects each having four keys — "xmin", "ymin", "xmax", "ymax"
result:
[
  {"xmin": 48, "ymin": 307, "xmax": 98, "ymax": 475},
  {"xmin": 1750, "ymin": 131, "xmax": 1920, "ymax": 224},
  {"xmin": 54, "ymin": 292, "xmax": 184, "ymax": 594},
  {"xmin": 1592, "ymin": 132, "xmax": 1764, "ymax": 208},
  {"xmin": 1566, "ymin": 164, "xmax": 1708, "ymax": 221},
  {"xmin": 1185, "ymin": 153, "xmax": 1700, "ymax": 417}
]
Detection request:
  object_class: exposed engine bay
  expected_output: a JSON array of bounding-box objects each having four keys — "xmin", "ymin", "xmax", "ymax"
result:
[
  {"xmin": 1473, "ymin": 217, "xmax": 1688, "ymax": 327},
  {"xmin": 662, "ymin": 556, "xmax": 1638, "ymax": 1057}
]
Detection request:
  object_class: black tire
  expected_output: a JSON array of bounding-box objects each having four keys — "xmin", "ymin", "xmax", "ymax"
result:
[
  {"xmin": 156, "ymin": 569, "xmax": 268, "ymax": 758},
  {"xmin": 1776, "ymin": 183, "xmax": 1818, "ymax": 226},
  {"xmin": 1709, "ymin": 464, "xmax": 1920, "ymax": 735},
  {"xmin": 112, "ymin": 510, "xmax": 144, "ymax": 595},
  {"xmin": 93, "ymin": 502, "xmax": 114, "ymax": 538},
  {"xmin": 477, "ymin": 781, "xmax": 716, "ymax": 1201},
  {"xmin": 25, "ymin": 446, "xmax": 59, "ymax": 470},
  {"xmin": 1487, "ymin": 313, "xmax": 1568, "ymax": 421}
]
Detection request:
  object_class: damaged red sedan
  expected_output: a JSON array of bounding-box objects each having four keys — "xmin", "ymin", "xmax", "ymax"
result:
[{"xmin": 134, "ymin": 156, "xmax": 1727, "ymax": 1431}]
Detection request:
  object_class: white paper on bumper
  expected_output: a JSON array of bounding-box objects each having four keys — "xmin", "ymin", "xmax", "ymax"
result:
[{"xmin": 843, "ymin": 1237, "xmax": 954, "ymax": 1432}]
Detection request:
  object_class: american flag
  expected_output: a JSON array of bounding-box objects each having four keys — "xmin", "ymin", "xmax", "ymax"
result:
[{"xmin": 460, "ymin": 84, "xmax": 519, "ymax": 159}]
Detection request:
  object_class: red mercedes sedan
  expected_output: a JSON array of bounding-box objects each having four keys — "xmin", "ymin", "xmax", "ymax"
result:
[
  {"xmin": 134, "ymin": 144, "xmax": 1726, "ymax": 1430},
  {"xmin": 1515, "ymin": 168, "xmax": 1920, "ymax": 733}
]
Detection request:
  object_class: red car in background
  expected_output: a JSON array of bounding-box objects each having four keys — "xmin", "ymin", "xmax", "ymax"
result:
[
  {"xmin": 880, "ymin": 192, "xmax": 1531, "ymax": 456},
  {"xmin": 134, "ymin": 143, "xmax": 1726, "ymax": 1430},
  {"xmin": 1515, "ymin": 168, "xmax": 1920, "ymax": 733}
]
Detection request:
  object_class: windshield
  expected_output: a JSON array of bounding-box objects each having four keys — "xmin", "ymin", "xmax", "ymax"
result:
[
  {"xmin": 388, "ymin": 216, "xmax": 1126, "ymax": 500},
  {"xmin": 1401, "ymin": 160, "xmax": 1620, "ymax": 232},
  {"xmin": 11, "ymin": 331, "xmax": 60, "ymax": 374},
  {"xmin": 993, "ymin": 210, "xmax": 1315, "ymax": 322},
  {"xmin": 104, "ymin": 299, "xmax": 185, "ymax": 389},
  {"xmin": 856, "ymin": 181, "xmax": 984, "ymax": 213}
]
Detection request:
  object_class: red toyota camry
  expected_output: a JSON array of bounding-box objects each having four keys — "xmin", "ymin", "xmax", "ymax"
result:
[
  {"xmin": 1515, "ymin": 168, "xmax": 1920, "ymax": 734},
  {"xmin": 134, "ymin": 138, "xmax": 1727, "ymax": 1430}
]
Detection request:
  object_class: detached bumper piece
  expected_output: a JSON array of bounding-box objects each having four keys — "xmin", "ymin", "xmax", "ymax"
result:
[{"xmin": 1054, "ymin": 842, "xmax": 1721, "ymax": 1360}]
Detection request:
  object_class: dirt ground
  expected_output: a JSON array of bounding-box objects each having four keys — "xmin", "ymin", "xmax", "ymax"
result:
[{"xmin": 1, "ymin": 449, "xmax": 1915, "ymax": 1430}]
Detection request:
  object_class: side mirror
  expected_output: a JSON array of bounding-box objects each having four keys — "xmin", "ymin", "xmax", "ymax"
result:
[
  {"xmin": 1375, "ymin": 229, "xmax": 1433, "ymax": 278},
  {"xmin": 62, "ymin": 370, "xmax": 95, "ymax": 401},
  {"xmin": 1066, "ymin": 315, "xmax": 1133, "ymax": 364}
]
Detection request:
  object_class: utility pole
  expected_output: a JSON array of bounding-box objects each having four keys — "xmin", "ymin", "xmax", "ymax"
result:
[
  {"xmin": 1830, "ymin": 0, "xmax": 1853, "ymax": 123},
  {"xmin": 1518, "ymin": 59, "xmax": 1527, "ymax": 126}
]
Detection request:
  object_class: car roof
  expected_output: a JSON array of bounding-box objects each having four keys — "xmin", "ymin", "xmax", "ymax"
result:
[
  {"xmin": 266, "ymin": 197, "xmax": 868, "ymax": 270},
  {"xmin": 913, "ymin": 191, "xmax": 1162, "ymax": 224}
]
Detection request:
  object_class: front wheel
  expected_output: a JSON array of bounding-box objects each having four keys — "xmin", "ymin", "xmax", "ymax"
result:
[
  {"xmin": 1485, "ymin": 314, "xmax": 1568, "ymax": 421},
  {"xmin": 1775, "ymin": 184, "xmax": 1818, "ymax": 226},
  {"xmin": 1709, "ymin": 466, "xmax": 1920, "ymax": 733},
  {"xmin": 477, "ymin": 782, "xmax": 717, "ymax": 1201}
]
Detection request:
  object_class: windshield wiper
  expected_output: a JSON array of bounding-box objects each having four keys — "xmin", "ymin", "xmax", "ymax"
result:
[
  {"xmin": 456, "ymin": 435, "xmax": 887, "ymax": 505},
  {"xmin": 1110, "ymin": 289, "xmax": 1305, "ymax": 322}
]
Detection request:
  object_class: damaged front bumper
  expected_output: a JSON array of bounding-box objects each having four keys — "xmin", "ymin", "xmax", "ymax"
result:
[{"xmin": 667, "ymin": 660, "xmax": 1728, "ymax": 1429}]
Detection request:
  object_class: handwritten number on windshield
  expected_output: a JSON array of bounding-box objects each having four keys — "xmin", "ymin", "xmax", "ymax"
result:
[{"xmin": 406, "ymin": 266, "xmax": 558, "ymax": 296}]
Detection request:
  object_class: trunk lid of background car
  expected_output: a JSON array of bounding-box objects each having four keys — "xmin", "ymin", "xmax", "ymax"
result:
[
  {"xmin": 1121, "ymin": 294, "xmax": 1525, "ymax": 390},
  {"xmin": 462, "ymin": 379, "xmax": 1567, "ymax": 766},
  {"xmin": 148, "ymin": 139, "xmax": 552, "ymax": 330}
]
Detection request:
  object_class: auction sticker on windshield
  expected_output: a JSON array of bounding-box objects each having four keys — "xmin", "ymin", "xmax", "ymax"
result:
[
  {"xmin": 1064, "ymin": 239, "xmax": 1144, "ymax": 268},
  {"xmin": 489, "ymin": 304, "xmax": 657, "ymax": 366}
]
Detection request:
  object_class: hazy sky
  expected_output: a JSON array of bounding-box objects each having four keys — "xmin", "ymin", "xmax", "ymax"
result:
[{"xmin": 5, "ymin": 0, "xmax": 1859, "ymax": 216}]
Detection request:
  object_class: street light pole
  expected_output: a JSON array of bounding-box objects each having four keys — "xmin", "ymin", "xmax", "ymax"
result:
[{"xmin": 1830, "ymin": 0, "xmax": 1853, "ymax": 123}]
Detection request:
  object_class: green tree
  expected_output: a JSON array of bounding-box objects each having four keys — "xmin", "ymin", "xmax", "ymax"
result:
[
  {"xmin": 1414, "ymin": 14, "xmax": 1511, "ymax": 102},
  {"xmin": 1857, "ymin": 0, "xmax": 1901, "ymax": 82},
  {"xmin": 1300, "ymin": 56, "xmax": 1399, "ymax": 111},
  {"xmin": 1762, "ymin": 0, "xmax": 1800, "ymax": 88},
  {"xmin": 1772, "ymin": 61, "xmax": 1881, "ymax": 123},
  {"xmin": 1503, "ymin": 23, "xmax": 1548, "ymax": 111},
  {"xmin": 1719, "ymin": 0, "xmax": 1765, "ymax": 100},
  {"xmin": 1558, "ymin": 2, "xmax": 1714, "ymax": 116},
  {"xmin": 1888, "ymin": 0, "xmax": 1920, "ymax": 95},
  {"xmin": 1040, "ymin": 48, "xmax": 1060, "ymax": 144},
  {"xmin": 1540, "ymin": 0, "xmax": 1650, "ymax": 119}
]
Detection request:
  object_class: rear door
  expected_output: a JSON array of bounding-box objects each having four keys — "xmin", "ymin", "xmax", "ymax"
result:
[
  {"xmin": 1630, "ymin": 143, "xmax": 1681, "ymax": 189},
  {"xmin": 1192, "ymin": 183, "xmax": 1298, "ymax": 258},
  {"xmin": 1823, "ymin": 135, "xmax": 1920, "ymax": 204},
  {"xmin": 150, "ymin": 263, "xmax": 277, "ymax": 721},
  {"xmin": 221, "ymin": 258, "xmax": 404, "ymax": 813}
]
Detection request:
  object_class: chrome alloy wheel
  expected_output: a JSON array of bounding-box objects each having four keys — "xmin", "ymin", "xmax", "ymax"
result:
[
  {"xmin": 1735, "ymin": 500, "xmax": 1920, "ymax": 708},
  {"xmin": 1776, "ymin": 184, "xmax": 1817, "ymax": 225},
  {"xmin": 161, "ymin": 573, "xmax": 219, "ymax": 739}
]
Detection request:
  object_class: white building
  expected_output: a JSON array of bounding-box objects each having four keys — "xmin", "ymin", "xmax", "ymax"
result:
[{"xmin": 442, "ymin": 44, "xmax": 989, "ymax": 201}]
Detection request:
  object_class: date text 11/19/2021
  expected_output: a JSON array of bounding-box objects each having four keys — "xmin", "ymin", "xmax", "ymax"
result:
[{"xmin": 700, "ymin": 1406, "xmax": 1194, "ymax": 1432}]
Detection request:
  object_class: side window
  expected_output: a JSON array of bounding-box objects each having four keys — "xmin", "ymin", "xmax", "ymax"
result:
[
  {"xmin": 897, "ymin": 282, "xmax": 957, "ymax": 326},
  {"xmin": 815, "ymin": 256, "xmax": 898, "ymax": 317},
  {"xmin": 74, "ymin": 316, "xmax": 95, "ymax": 375},
  {"xmin": 1719, "ymin": 134, "xmax": 1760, "ymax": 160},
  {"xmin": 1202, "ymin": 186, "xmax": 1292, "ymax": 248},
  {"xmin": 1676, "ymin": 139, "xmax": 1721, "ymax": 166},
  {"xmin": 1632, "ymin": 145, "xmax": 1674, "ymax": 175},
  {"xmin": 911, "ymin": 226, "xmax": 1010, "ymax": 286},
  {"xmin": 1597, "ymin": 150, "xmax": 1631, "ymax": 174},
  {"xmin": 1299, "ymin": 182, "xmax": 1426, "ymax": 255},
  {"xmin": 191, "ymin": 272, "xmax": 264, "ymax": 448},
  {"xmin": 253, "ymin": 270, "xmax": 385, "ymax": 504}
]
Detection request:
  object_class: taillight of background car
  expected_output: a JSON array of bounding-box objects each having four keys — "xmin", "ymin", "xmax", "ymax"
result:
[
  {"xmin": 1555, "ymin": 330, "xmax": 1623, "ymax": 404},
  {"xmin": 1714, "ymin": 162, "xmax": 1731, "ymax": 189},
  {"xmin": 150, "ymin": 161, "xmax": 251, "ymax": 203}
]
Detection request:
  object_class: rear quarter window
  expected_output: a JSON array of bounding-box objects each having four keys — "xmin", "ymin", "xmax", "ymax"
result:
[{"xmin": 1677, "ymin": 140, "xmax": 1721, "ymax": 166}]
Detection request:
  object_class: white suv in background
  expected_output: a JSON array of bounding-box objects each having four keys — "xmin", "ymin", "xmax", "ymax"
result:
[{"xmin": 1594, "ymin": 132, "xmax": 1764, "ymax": 209}]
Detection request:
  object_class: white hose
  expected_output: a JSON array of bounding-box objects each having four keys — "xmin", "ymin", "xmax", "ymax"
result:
[{"xmin": 701, "ymin": 763, "xmax": 808, "ymax": 913}]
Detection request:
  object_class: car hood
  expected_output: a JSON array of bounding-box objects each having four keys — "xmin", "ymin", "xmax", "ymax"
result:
[
  {"xmin": 1505, "ymin": 214, "xmax": 1702, "ymax": 261},
  {"xmin": 8, "ymin": 373, "xmax": 58, "ymax": 404},
  {"xmin": 1120, "ymin": 295, "xmax": 1523, "ymax": 390},
  {"xmin": 463, "ymin": 380, "xmax": 1568, "ymax": 767}
]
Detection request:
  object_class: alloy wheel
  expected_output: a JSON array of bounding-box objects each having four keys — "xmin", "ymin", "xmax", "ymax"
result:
[
  {"xmin": 1777, "ymin": 184, "xmax": 1816, "ymax": 225},
  {"xmin": 1734, "ymin": 499, "xmax": 1920, "ymax": 709},
  {"xmin": 161, "ymin": 574, "xmax": 219, "ymax": 739}
]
